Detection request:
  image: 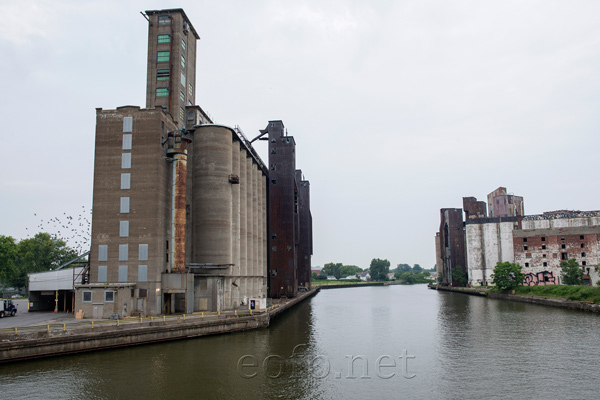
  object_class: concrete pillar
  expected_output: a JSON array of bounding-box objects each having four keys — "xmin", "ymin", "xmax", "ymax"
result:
[
  {"xmin": 192, "ymin": 125, "xmax": 233, "ymax": 266},
  {"xmin": 231, "ymin": 141, "xmax": 241, "ymax": 309},
  {"xmin": 257, "ymin": 169, "xmax": 263, "ymax": 298}
]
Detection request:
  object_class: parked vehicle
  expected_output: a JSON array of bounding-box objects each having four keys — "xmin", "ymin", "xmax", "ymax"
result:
[{"xmin": 0, "ymin": 299, "xmax": 17, "ymax": 317}]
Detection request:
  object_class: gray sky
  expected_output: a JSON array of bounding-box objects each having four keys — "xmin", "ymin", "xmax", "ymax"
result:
[{"xmin": 1, "ymin": 0, "xmax": 599, "ymax": 270}]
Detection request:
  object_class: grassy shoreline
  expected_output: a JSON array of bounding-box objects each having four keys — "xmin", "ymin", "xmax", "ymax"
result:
[{"xmin": 513, "ymin": 285, "xmax": 600, "ymax": 303}]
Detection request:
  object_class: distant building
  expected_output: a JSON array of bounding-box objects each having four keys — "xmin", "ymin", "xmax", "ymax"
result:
[
  {"xmin": 487, "ymin": 187, "xmax": 524, "ymax": 218},
  {"xmin": 438, "ymin": 208, "xmax": 467, "ymax": 286}
]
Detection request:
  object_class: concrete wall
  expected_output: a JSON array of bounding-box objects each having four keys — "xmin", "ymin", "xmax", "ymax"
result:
[{"xmin": 466, "ymin": 221, "xmax": 515, "ymax": 286}]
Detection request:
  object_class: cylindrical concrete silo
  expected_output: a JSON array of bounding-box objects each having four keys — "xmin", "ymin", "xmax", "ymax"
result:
[
  {"xmin": 246, "ymin": 156, "xmax": 254, "ymax": 297},
  {"xmin": 231, "ymin": 141, "xmax": 241, "ymax": 308},
  {"xmin": 261, "ymin": 174, "xmax": 267, "ymax": 297},
  {"xmin": 192, "ymin": 125, "xmax": 233, "ymax": 267},
  {"xmin": 239, "ymin": 149, "xmax": 248, "ymax": 303}
]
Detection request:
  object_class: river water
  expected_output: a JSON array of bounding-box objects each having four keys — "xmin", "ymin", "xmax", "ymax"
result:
[{"xmin": 2, "ymin": 285, "xmax": 599, "ymax": 399}]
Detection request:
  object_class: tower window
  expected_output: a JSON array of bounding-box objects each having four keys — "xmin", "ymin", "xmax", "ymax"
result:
[
  {"xmin": 157, "ymin": 69, "xmax": 170, "ymax": 81},
  {"xmin": 158, "ymin": 15, "xmax": 171, "ymax": 25},
  {"xmin": 182, "ymin": 38, "xmax": 187, "ymax": 51},
  {"xmin": 181, "ymin": 54, "xmax": 186, "ymax": 68},
  {"xmin": 157, "ymin": 51, "xmax": 170, "ymax": 63},
  {"xmin": 157, "ymin": 34, "xmax": 171, "ymax": 44},
  {"xmin": 188, "ymin": 83, "xmax": 193, "ymax": 97},
  {"xmin": 181, "ymin": 72, "xmax": 186, "ymax": 87},
  {"xmin": 156, "ymin": 88, "xmax": 169, "ymax": 97},
  {"xmin": 180, "ymin": 90, "xmax": 185, "ymax": 102},
  {"xmin": 179, "ymin": 107, "xmax": 185, "ymax": 121}
]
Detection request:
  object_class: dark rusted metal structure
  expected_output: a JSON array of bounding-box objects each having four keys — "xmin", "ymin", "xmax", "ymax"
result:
[{"xmin": 295, "ymin": 170, "xmax": 312, "ymax": 290}]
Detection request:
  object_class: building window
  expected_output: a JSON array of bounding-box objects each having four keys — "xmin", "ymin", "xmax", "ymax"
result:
[
  {"xmin": 561, "ymin": 237, "xmax": 565, "ymax": 241},
  {"xmin": 524, "ymin": 263, "xmax": 529, "ymax": 267},
  {"xmin": 561, "ymin": 244, "xmax": 566, "ymax": 249},
  {"xmin": 138, "ymin": 265, "xmax": 148, "ymax": 282},
  {"xmin": 121, "ymin": 173, "xmax": 131, "ymax": 190},
  {"xmin": 581, "ymin": 243, "xmax": 585, "ymax": 249},
  {"xmin": 119, "ymin": 244, "xmax": 128, "ymax": 261},
  {"xmin": 582, "ymin": 252, "xmax": 586, "ymax": 257},
  {"xmin": 542, "ymin": 244, "xmax": 546, "ymax": 250},
  {"xmin": 188, "ymin": 83, "xmax": 193, "ymax": 97},
  {"xmin": 118, "ymin": 265, "xmax": 128, "ymax": 282},
  {"xmin": 105, "ymin": 291, "xmax": 115, "ymax": 303},
  {"xmin": 541, "ymin": 237, "xmax": 546, "ymax": 242},
  {"xmin": 119, "ymin": 221, "xmax": 129, "ymax": 237},
  {"xmin": 157, "ymin": 69, "xmax": 170, "ymax": 81},
  {"xmin": 523, "ymin": 238, "xmax": 527, "ymax": 243},
  {"xmin": 526, "ymin": 253, "xmax": 532, "ymax": 258},
  {"xmin": 180, "ymin": 107, "xmax": 184, "ymax": 121},
  {"xmin": 123, "ymin": 117, "xmax": 133, "ymax": 133},
  {"xmin": 157, "ymin": 34, "xmax": 171, "ymax": 44},
  {"xmin": 181, "ymin": 38, "xmax": 186, "ymax": 50},
  {"xmin": 139, "ymin": 244, "xmax": 149, "ymax": 261},
  {"xmin": 82, "ymin": 291, "xmax": 92, "ymax": 303},
  {"xmin": 120, "ymin": 197, "xmax": 130, "ymax": 213},
  {"xmin": 156, "ymin": 88, "xmax": 169, "ymax": 97},
  {"xmin": 98, "ymin": 265, "xmax": 107, "ymax": 282},
  {"xmin": 561, "ymin": 252, "xmax": 568, "ymax": 260},
  {"xmin": 157, "ymin": 51, "xmax": 170, "ymax": 63},
  {"xmin": 181, "ymin": 54, "xmax": 186, "ymax": 68},
  {"xmin": 180, "ymin": 90, "xmax": 185, "ymax": 102},
  {"xmin": 542, "ymin": 254, "xmax": 547, "ymax": 258},
  {"xmin": 524, "ymin": 245, "xmax": 528, "ymax": 251},
  {"xmin": 98, "ymin": 245, "xmax": 108, "ymax": 262},
  {"xmin": 122, "ymin": 134, "xmax": 132, "ymax": 150},
  {"xmin": 582, "ymin": 261, "xmax": 587, "ymax": 266},
  {"xmin": 181, "ymin": 72, "xmax": 186, "ymax": 87},
  {"xmin": 543, "ymin": 262, "xmax": 547, "ymax": 267},
  {"xmin": 158, "ymin": 15, "xmax": 171, "ymax": 25},
  {"xmin": 121, "ymin": 153, "xmax": 131, "ymax": 169},
  {"xmin": 580, "ymin": 235, "xmax": 585, "ymax": 240}
]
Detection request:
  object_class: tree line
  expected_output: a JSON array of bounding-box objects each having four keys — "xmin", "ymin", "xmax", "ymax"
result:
[
  {"xmin": 314, "ymin": 259, "xmax": 433, "ymax": 284},
  {"xmin": 0, "ymin": 233, "xmax": 79, "ymax": 289}
]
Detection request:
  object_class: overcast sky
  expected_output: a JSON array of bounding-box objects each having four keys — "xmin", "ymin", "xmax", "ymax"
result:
[{"xmin": 1, "ymin": 0, "xmax": 599, "ymax": 270}]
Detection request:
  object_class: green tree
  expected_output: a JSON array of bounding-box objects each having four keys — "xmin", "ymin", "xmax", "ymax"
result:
[
  {"xmin": 340, "ymin": 265, "xmax": 361, "ymax": 277},
  {"xmin": 369, "ymin": 258, "xmax": 390, "ymax": 281},
  {"xmin": 396, "ymin": 263, "xmax": 411, "ymax": 273},
  {"xmin": 315, "ymin": 274, "xmax": 328, "ymax": 281},
  {"xmin": 13, "ymin": 233, "xmax": 78, "ymax": 289},
  {"xmin": 413, "ymin": 264, "xmax": 423, "ymax": 273},
  {"xmin": 0, "ymin": 235, "xmax": 18, "ymax": 286},
  {"xmin": 311, "ymin": 271, "xmax": 319, "ymax": 280},
  {"xmin": 491, "ymin": 262, "xmax": 524, "ymax": 290},
  {"xmin": 560, "ymin": 259, "xmax": 583, "ymax": 285},
  {"xmin": 451, "ymin": 265, "xmax": 468, "ymax": 287},
  {"xmin": 322, "ymin": 262, "xmax": 343, "ymax": 280}
]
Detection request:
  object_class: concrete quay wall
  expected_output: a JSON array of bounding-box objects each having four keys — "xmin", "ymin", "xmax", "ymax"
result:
[
  {"xmin": 431, "ymin": 284, "xmax": 600, "ymax": 313},
  {"xmin": 0, "ymin": 288, "xmax": 319, "ymax": 364}
]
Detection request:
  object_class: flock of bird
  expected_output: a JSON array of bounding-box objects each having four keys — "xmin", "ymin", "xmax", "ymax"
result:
[{"xmin": 26, "ymin": 206, "xmax": 92, "ymax": 255}]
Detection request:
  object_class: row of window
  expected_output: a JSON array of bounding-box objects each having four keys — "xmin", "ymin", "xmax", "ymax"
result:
[
  {"xmin": 524, "ymin": 243, "xmax": 585, "ymax": 250},
  {"xmin": 523, "ymin": 235, "xmax": 585, "ymax": 242},
  {"xmin": 97, "ymin": 265, "xmax": 147, "ymax": 283},
  {"xmin": 524, "ymin": 260, "xmax": 588, "ymax": 268},
  {"xmin": 82, "ymin": 290, "xmax": 114, "ymax": 303},
  {"xmin": 525, "ymin": 252, "xmax": 586, "ymax": 259},
  {"xmin": 98, "ymin": 244, "xmax": 148, "ymax": 261}
]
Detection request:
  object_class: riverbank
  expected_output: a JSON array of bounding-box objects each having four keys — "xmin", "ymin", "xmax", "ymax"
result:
[
  {"xmin": 0, "ymin": 288, "xmax": 319, "ymax": 363},
  {"xmin": 429, "ymin": 284, "xmax": 600, "ymax": 312}
]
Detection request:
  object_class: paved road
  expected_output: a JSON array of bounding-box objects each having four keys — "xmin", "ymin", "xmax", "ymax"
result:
[{"xmin": 0, "ymin": 299, "xmax": 75, "ymax": 329}]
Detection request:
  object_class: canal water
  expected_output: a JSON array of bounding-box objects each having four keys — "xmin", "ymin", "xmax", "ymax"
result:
[{"xmin": 2, "ymin": 284, "xmax": 599, "ymax": 399}]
